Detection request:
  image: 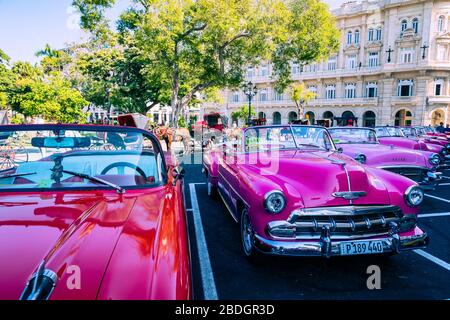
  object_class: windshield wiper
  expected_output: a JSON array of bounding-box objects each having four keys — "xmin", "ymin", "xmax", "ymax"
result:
[
  {"xmin": 0, "ymin": 172, "xmax": 36, "ymax": 180},
  {"xmin": 62, "ymin": 170, "xmax": 125, "ymax": 194}
]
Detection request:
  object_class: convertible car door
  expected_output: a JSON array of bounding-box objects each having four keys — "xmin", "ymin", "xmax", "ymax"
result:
[{"xmin": 218, "ymin": 145, "xmax": 240, "ymax": 221}]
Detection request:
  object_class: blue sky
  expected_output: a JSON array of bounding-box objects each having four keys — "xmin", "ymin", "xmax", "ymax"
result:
[{"xmin": 0, "ymin": 0, "xmax": 344, "ymax": 64}]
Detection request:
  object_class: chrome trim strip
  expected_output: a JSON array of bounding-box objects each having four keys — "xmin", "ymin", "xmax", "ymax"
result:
[
  {"xmin": 217, "ymin": 187, "xmax": 239, "ymax": 223},
  {"xmin": 342, "ymin": 165, "xmax": 353, "ymax": 205}
]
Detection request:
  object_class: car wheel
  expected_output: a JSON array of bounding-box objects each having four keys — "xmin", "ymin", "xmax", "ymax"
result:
[
  {"xmin": 240, "ymin": 207, "xmax": 262, "ymax": 261},
  {"xmin": 207, "ymin": 181, "xmax": 218, "ymax": 200}
]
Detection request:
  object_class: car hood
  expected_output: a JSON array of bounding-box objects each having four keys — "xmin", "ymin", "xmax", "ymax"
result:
[
  {"xmin": 0, "ymin": 190, "xmax": 162, "ymax": 300},
  {"xmin": 240, "ymin": 150, "xmax": 392, "ymax": 208},
  {"xmin": 337, "ymin": 143, "xmax": 429, "ymax": 168}
]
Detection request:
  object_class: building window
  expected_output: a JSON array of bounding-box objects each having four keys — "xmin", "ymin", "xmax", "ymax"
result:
[
  {"xmin": 292, "ymin": 63, "xmax": 301, "ymax": 75},
  {"xmin": 366, "ymin": 82, "xmax": 378, "ymax": 98},
  {"xmin": 368, "ymin": 28, "xmax": 374, "ymax": 41},
  {"xmin": 438, "ymin": 16, "xmax": 445, "ymax": 32},
  {"xmin": 274, "ymin": 90, "xmax": 283, "ymax": 101},
  {"xmin": 259, "ymin": 89, "xmax": 268, "ymax": 102},
  {"xmin": 273, "ymin": 112, "xmax": 281, "ymax": 125},
  {"xmin": 346, "ymin": 55, "xmax": 357, "ymax": 69},
  {"xmin": 347, "ymin": 31, "xmax": 353, "ymax": 45},
  {"xmin": 398, "ymin": 79, "xmax": 414, "ymax": 97},
  {"xmin": 401, "ymin": 48, "xmax": 414, "ymax": 63},
  {"xmin": 401, "ymin": 19, "xmax": 408, "ymax": 32},
  {"xmin": 231, "ymin": 91, "xmax": 240, "ymax": 103},
  {"xmin": 327, "ymin": 57, "xmax": 337, "ymax": 71},
  {"xmin": 326, "ymin": 85, "xmax": 336, "ymax": 99},
  {"xmin": 363, "ymin": 111, "xmax": 376, "ymax": 127},
  {"xmin": 435, "ymin": 79, "xmax": 444, "ymax": 96},
  {"xmin": 355, "ymin": 30, "xmax": 360, "ymax": 44},
  {"xmin": 260, "ymin": 64, "xmax": 269, "ymax": 76},
  {"xmin": 368, "ymin": 52, "xmax": 379, "ymax": 67},
  {"xmin": 345, "ymin": 83, "xmax": 357, "ymax": 99},
  {"xmin": 308, "ymin": 86, "xmax": 317, "ymax": 99},
  {"xmin": 258, "ymin": 112, "xmax": 266, "ymax": 120},
  {"xmin": 247, "ymin": 66, "xmax": 254, "ymax": 78},
  {"xmin": 376, "ymin": 28, "xmax": 382, "ymax": 41},
  {"xmin": 288, "ymin": 111, "xmax": 298, "ymax": 123},
  {"xmin": 412, "ymin": 18, "xmax": 419, "ymax": 34}
]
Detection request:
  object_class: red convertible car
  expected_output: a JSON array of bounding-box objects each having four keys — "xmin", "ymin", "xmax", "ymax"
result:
[
  {"xmin": 0, "ymin": 124, "xmax": 191, "ymax": 300},
  {"xmin": 203, "ymin": 125, "xmax": 428, "ymax": 259}
]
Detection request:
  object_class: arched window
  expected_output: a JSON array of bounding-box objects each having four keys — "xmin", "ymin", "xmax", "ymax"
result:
[
  {"xmin": 347, "ymin": 31, "xmax": 353, "ymax": 45},
  {"xmin": 355, "ymin": 30, "xmax": 360, "ymax": 44},
  {"xmin": 258, "ymin": 112, "xmax": 266, "ymax": 120},
  {"xmin": 412, "ymin": 18, "xmax": 419, "ymax": 34},
  {"xmin": 305, "ymin": 112, "xmax": 315, "ymax": 125},
  {"xmin": 273, "ymin": 112, "xmax": 281, "ymax": 125},
  {"xmin": 395, "ymin": 109, "xmax": 413, "ymax": 126},
  {"xmin": 288, "ymin": 111, "xmax": 298, "ymax": 123},
  {"xmin": 363, "ymin": 111, "xmax": 376, "ymax": 127},
  {"xmin": 345, "ymin": 83, "xmax": 357, "ymax": 99},
  {"xmin": 401, "ymin": 19, "xmax": 408, "ymax": 32},
  {"xmin": 325, "ymin": 84, "xmax": 336, "ymax": 99},
  {"xmin": 342, "ymin": 111, "xmax": 356, "ymax": 126},
  {"xmin": 323, "ymin": 111, "xmax": 334, "ymax": 119},
  {"xmin": 438, "ymin": 15, "xmax": 445, "ymax": 32}
]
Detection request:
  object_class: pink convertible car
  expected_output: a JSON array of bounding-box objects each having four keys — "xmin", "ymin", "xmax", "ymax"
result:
[
  {"xmin": 328, "ymin": 127, "xmax": 441, "ymax": 190},
  {"xmin": 203, "ymin": 125, "xmax": 428, "ymax": 259},
  {"xmin": 375, "ymin": 126, "xmax": 449, "ymax": 164}
]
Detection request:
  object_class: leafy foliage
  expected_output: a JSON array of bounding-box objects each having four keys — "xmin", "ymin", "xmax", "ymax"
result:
[{"xmin": 290, "ymin": 82, "xmax": 316, "ymax": 118}]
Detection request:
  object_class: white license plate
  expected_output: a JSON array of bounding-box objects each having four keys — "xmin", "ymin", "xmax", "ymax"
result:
[{"xmin": 340, "ymin": 241, "xmax": 384, "ymax": 256}]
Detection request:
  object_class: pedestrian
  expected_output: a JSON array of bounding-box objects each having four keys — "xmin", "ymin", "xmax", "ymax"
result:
[{"xmin": 436, "ymin": 122, "xmax": 445, "ymax": 133}]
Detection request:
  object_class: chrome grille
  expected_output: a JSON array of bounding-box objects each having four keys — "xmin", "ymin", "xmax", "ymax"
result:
[
  {"xmin": 383, "ymin": 167, "xmax": 427, "ymax": 182},
  {"xmin": 268, "ymin": 206, "xmax": 404, "ymax": 240}
]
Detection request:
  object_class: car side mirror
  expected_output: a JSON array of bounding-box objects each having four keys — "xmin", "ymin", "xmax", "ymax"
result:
[
  {"xmin": 172, "ymin": 166, "xmax": 185, "ymax": 186},
  {"xmin": 337, "ymin": 147, "xmax": 343, "ymax": 153}
]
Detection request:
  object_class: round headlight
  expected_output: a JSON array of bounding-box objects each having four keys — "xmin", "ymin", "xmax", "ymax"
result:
[
  {"xmin": 404, "ymin": 186, "xmax": 424, "ymax": 207},
  {"xmin": 264, "ymin": 191, "xmax": 286, "ymax": 214},
  {"xmin": 429, "ymin": 153, "xmax": 441, "ymax": 166},
  {"xmin": 355, "ymin": 154, "xmax": 367, "ymax": 164}
]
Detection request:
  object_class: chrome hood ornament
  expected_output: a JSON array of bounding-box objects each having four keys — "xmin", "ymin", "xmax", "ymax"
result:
[{"xmin": 332, "ymin": 191, "xmax": 367, "ymax": 200}]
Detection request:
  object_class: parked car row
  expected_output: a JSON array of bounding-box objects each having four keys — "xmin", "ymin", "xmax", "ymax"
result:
[
  {"xmin": 0, "ymin": 122, "xmax": 448, "ymax": 300},
  {"xmin": 203, "ymin": 124, "xmax": 450, "ymax": 261}
]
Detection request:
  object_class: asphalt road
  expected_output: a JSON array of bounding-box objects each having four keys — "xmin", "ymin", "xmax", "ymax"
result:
[{"xmin": 179, "ymin": 152, "xmax": 450, "ymax": 300}]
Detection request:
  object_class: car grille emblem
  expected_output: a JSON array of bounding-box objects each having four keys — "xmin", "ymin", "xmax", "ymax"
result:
[{"xmin": 332, "ymin": 191, "xmax": 367, "ymax": 200}]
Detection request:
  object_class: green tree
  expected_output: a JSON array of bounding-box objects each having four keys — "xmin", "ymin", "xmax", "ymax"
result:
[
  {"xmin": 290, "ymin": 82, "xmax": 316, "ymax": 120},
  {"xmin": 0, "ymin": 49, "xmax": 13, "ymax": 109},
  {"xmin": 73, "ymin": 0, "xmax": 339, "ymax": 126},
  {"xmin": 231, "ymin": 105, "xmax": 256, "ymax": 126}
]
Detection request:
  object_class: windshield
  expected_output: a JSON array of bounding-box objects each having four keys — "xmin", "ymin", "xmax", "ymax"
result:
[
  {"xmin": 401, "ymin": 127, "xmax": 415, "ymax": 137},
  {"xmin": 329, "ymin": 128, "xmax": 378, "ymax": 144},
  {"xmin": 243, "ymin": 126, "xmax": 335, "ymax": 152},
  {"xmin": 0, "ymin": 127, "xmax": 165, "ymax": 192},
  {"xmin": 375, "ymin": 127, "xmax": 405, "ymax": 137}
]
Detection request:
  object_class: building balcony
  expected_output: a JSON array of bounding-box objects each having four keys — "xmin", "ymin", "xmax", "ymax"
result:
[
  {"xmin": 390, "ymin": 96, "xmax": 418, "ymax": 106},
  {"xmin": 227, "ymin": 97, "xmax": 379, "ymax": 108},
  {"xmin": 428, "ymin": 96, "xmax": 450, "ymax": 105}
]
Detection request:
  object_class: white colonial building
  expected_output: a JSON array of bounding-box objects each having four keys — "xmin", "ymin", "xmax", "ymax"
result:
[{"xmin": 204, "ymin": 0, "xmax": 450, "ymax": 127}]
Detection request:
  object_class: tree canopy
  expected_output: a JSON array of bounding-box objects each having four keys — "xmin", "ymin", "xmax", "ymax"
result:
[{"xmin": 72, "ymin": 0, "xmax": 340, "ymax": 124}]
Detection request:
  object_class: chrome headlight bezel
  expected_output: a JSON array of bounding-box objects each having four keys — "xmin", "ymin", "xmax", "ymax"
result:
[
  {"xmin": 404, "ymin": 186, "xmax": 424, "ymax": 207},
  {"xmin": 429, "ymin": 153, "xmax": 441, "ymax": 166},
  {"xmin": 264, "ymin": 191, "xmax": 286, "ymax": 214},
  {"xmin": 355, "ymin": 153, "xmax": 367, "ymax": 164}
]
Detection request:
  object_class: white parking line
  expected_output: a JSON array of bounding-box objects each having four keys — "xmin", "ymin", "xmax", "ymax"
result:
[
  {"xmin": 419, "ymin": 212, "xmax": 450, "ymax": 218},
  {"xmin": 188, "ymin": 183, "xmax": 218, "ymax": 300},
  {"xmin": 425, "ymin": 194, "xmax": 450, "ymax": 204},
  {"xmin": 414, "ymin": 250, "xmax": 450, "ymax": 272}
]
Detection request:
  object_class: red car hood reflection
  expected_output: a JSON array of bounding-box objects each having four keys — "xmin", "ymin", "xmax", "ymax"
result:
[{"xmin": 0, "ymin": 189, "xmax": 167, "ymax": 300}]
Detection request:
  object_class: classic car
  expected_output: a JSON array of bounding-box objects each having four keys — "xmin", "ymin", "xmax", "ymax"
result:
[
  {"xmin": 203, "ymin": 125, "xmax": 429, "ymax": 259},
  {"xmin": 328, "ymin": 127, "xmax": 441, "ymax": 190},
  {"xmin": 0, "ymin": 124, "xmax": 191, "ymax": 300},
  {"xmin": 416, "ymin": 126, "xmax": 450, "ymax": 140},
  {"xmin": 375, "ymin": 126, "xmax": 449, "ymax": 160}
]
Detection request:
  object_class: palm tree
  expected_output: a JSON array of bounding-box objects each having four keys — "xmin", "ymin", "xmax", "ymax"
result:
[{"xmin": 35, "ymin": 44, "xmax": 61, "ymax": 58}]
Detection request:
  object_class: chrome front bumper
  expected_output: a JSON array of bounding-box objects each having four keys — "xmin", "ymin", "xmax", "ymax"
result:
[{"xmin": 253, "ymin": 231, "xmax": 429, "ymax": 258}]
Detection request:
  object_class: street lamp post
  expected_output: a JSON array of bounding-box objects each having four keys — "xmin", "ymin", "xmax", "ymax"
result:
[{"xmin": 242, "ymin": 81, "xmax": 258, "ymax": 126}]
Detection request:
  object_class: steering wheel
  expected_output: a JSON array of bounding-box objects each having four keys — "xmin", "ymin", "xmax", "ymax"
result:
[{"xmin": 101, "ymin": 162, "xmax": 147, "ymax": 179}]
